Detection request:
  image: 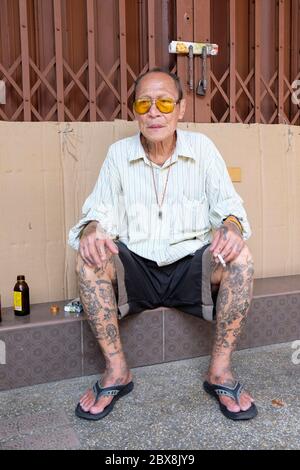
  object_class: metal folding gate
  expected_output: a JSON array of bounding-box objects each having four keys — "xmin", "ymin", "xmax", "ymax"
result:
[{"xmin": 0, "ymin": 0, "xmax": 299, "ymax": 124}]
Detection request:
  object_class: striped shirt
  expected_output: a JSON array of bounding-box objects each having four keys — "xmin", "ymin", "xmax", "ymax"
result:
[{"xmin": 68, "ymin": 129, "xmax": 251, "ymax": 266}]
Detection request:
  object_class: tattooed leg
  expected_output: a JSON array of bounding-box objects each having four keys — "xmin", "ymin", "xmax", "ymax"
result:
[
  {"xmin": 207, "ymin": 245, "xmax": 255, "ymax": 412},
  {"xmin": 76, "ymin": 252, "xmax": 132, "ymax": 415}
]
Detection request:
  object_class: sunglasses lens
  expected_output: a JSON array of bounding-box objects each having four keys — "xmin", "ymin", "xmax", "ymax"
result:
[
  {"xmin": 156, "ymin": 99, "xmax": 175, "ymax": 113},
  {"xmin": 134, "ymin": 98, "xmax": 177, "ymax": 114},
  {"xmin": 134, "ymin": 99, "xmax": 151, "ymax": 114}
]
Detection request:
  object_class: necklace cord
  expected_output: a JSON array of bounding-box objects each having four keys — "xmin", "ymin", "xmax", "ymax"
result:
[{"xmin": 142, "ymin": 135, "xmax": 176, "ymax": 218}]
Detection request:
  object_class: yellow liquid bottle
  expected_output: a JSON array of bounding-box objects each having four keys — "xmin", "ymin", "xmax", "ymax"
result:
[{"xmin": 14, "ymin": 275, "xmax": 30, "ymax": 316}]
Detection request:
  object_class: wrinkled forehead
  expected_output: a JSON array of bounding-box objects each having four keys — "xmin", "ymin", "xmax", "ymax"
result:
[{"xmin": 135, "ymin": 72, "xmax": 178, "ymax": 99}]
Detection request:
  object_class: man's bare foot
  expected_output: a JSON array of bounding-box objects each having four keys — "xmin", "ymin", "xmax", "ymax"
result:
[
  {"xmin": 79, "ymin": 368, "xmax": 133, "ymax": 415},
  {"xmin": 206, "ymin": 371, "xmax": 255, "ymax": 413}
]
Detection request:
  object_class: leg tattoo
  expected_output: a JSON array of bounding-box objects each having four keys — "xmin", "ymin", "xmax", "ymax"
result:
[
  {"xmin": 78, "ymin": 258, "xmax": 125, "ymax": 359},
  {"xmin": 76, "ymin": 254, "xmax": 132, "ymax": 414},
  {"xmin": 213, "ymin": 251, "xmax": 254, "ymax": 359}
]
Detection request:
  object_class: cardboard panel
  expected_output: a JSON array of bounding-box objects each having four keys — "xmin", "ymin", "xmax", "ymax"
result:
[
  {"xmin": 59, "ymin": 122, "xmax": 116, "ymax": 298},
  {"xmin": 0, "ymin": 123, "xmax": 65, "ymax": 307}
]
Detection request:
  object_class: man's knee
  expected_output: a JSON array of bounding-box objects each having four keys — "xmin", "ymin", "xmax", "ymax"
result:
[
  {"xmin": 75, "ymin": 252, "xmax": 116, "ymax": 280},
  {"xmin": 76, "ymin": 252, "xmax": 84, "ymax": 276},
  {"xmin": 233, "ymin": 245, "xmax": 254, "ymax": 273}
]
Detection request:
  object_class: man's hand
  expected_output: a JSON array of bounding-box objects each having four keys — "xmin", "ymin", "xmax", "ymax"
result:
[
  {"xmin": 79, "ymin": 221, "xmax": 119, "ymax": 267},
  {"xmin": 210, "ymin": 222, "xmax": 245, "ymax": 265}
]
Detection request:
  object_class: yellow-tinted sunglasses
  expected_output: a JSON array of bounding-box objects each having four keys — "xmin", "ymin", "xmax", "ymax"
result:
[{"xmin": 133, "ymin": 97, "xmax": 179, "ymax": 115}]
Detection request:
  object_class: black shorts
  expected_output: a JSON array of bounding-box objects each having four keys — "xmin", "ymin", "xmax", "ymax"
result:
[{"xmin": 114, "ymin": 242, "xmax": 217, "ymax": 321}]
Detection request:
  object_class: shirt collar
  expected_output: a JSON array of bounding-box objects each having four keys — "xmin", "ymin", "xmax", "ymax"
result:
[{"xmin": 128, "ymin": 129, "xmax": 196, "ymax": 165}]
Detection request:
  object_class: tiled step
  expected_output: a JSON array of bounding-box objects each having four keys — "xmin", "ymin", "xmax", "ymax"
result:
[{"xmin": 0, "ymin": 275, "xmax": 300, "ymax": 391}]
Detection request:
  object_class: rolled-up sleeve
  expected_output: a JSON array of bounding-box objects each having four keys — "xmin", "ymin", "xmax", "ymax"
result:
[
  {"xmin": 68, "ymin": 147, "xmax": 121, "ymax": 250},
  {"xmin": 205, "ymin": 141, "xmax": 251, "ymax": 240}
]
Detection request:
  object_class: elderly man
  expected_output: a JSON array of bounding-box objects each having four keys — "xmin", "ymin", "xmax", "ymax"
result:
[{"xmin": 69, "ymin": 68, "xmax": 257, "ymax": 421}]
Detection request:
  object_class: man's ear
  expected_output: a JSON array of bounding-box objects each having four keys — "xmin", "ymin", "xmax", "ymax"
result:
[{"xmin": 178, "ymin": 98, "xmax": 186, "ymax": 120}]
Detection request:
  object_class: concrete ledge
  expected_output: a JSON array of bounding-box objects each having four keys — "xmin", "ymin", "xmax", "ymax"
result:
[{"xmin": 1, "ymin": 275, "xmax": 300, "ymax": 391}]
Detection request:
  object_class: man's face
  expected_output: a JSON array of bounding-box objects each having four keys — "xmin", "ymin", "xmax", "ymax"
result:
[{"xmin": 134, "ymin": 72, "xmax": 186, "ymax": 144}]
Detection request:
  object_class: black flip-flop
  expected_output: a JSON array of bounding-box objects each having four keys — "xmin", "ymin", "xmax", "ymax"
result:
[
  {"xmin": 203, "ymin": 380, "xmax": 258, "ymax": 421},
  {"xmin": 75, "ymin": 381, "xmax": 134, "ymax": 421}
]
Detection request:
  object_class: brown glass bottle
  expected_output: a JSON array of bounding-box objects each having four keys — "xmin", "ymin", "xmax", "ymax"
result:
[{"xmin": 14, "ymin": 275, "xmax": 30, "ymax": 316}]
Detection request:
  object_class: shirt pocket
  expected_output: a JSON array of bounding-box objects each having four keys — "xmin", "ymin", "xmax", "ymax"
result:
[{"xmin": 169, "ymin": 195, "xmax": 210, "ymax": 244}]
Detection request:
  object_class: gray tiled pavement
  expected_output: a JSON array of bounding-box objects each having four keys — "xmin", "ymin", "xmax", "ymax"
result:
[{"xmin": 0, "ymin": 342, "xmax": 299, "ymax": 450}]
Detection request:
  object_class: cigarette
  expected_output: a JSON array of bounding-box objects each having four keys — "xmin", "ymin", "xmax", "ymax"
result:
[{"xmin": 217, "ymin": 254, "xmax": 226, "ymax": 267}]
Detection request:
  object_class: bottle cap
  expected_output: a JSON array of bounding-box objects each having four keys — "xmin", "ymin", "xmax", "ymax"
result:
[
  {"xmin": 17, "ymin": 275, "xmax": 25, "ymax": 281},
  {"xmin": 50, "ymin": 305, "xmax": 60, "ymax": 315}
]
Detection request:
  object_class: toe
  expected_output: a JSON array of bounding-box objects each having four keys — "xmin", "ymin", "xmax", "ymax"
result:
[
  {"xmin": 79, "ymin": 389, "xmax": 95, "ymax": 411},
  {"xmin": 79, "ymin": 394, "xmax": 87, "ymax": 404},
  {"xmin": 239, "ymin": 394, "xmax": 253, "ymax": 411},
  {"xmin": 219, "ymin": 396, "xmax": 240, "ymax": 413},
  {"xmin": 220, "ymin": 393, "xmax": 254, "ymax": 413},
  {"xmin": 237, "ymin": 389, "xmax": 255, "ymax": 410},
  {"xmin": 89, "ymin": 396, "xmax": 112, "ymax": 415},
  {"xmin": 243, "ymin": 391, "xmax": 255, "ymax": 403},
  {"xmin": 80, "ymin": 396, "xmax": 89, "ymax": 406},
  {"xmin": 89, "ymin": 405, "xmax": 102, "ymax": 414},
  {"xmin": 80, "ymin": 389, "xmax": 92, "ymax": 402},
  {"xmin": 80, "ymin": 397, "xmax": 93, "ymax": 411},
  {"xmin": 80, "ymin": 403, "xmax": 89, "ymax": 412}
]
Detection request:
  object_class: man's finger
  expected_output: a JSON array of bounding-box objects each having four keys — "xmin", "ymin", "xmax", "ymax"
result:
[
  {"xmin": 212, "ymin": 236, "xmax": 229, "ymax": 258},
  {"xmin": 224, "ymin": 241, "xmax": 244, "ymax": 263},
  {"xmin": 105, "ymin": 239, "xmax": 119, "ymax": 254},
  {"xmin": 79, "ymin": 246, "xmax": 88, "ymax": 265},
  {"xmin": 210, "ymin": 231, "xmax": 221, "ymax": 252},
  {"xmin": 220, "ymin": 247, "xmax": 235, "ymax": 264},
  {"xmin": 88, "ymin": 241, "xmax": 103, "ymax": 267},
  {"xmin": 219, "ymin": 237, "xmax": 235, "ymax": 257},
  {"xmin": 80, "ymin": 244, "xmax": 94, "ymax": 267},
  {"xmin": 211, "ymin": 225, "xmax": 230, "ymax": 255},
  {"xmin": 96, "ymin": 239, "xmax": 107, "ymax": 260}
]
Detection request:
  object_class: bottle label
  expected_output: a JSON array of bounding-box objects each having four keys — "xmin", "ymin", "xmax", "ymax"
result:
[{"xmin": 14, "ymin": 292, "xmax": 22, "ymax": 311}]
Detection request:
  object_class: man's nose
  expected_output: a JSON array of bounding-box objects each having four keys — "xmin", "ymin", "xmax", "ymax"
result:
[{"xmin": 148, "ymin": 100, "xmax": 160, "ymax": 116}]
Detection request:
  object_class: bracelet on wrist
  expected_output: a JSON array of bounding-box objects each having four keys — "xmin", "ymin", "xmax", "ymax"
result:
[{"xmin": 223, "ymin": 215, "xmax": 243, "ymax": 234}]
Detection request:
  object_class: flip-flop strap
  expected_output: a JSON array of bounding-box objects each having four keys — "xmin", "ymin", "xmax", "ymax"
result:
[
  {"xmin": 92, "ymin": 381, "xmax": 124, "ymax": 399},
  {"xmin": 213, "ymin": 381, "xmax": 243, "ymax": 405},
  {"xmin": 92, "ymin": 381, "xmax": 102, "ymax": 400},
  {"xmin": 99, "ymin": 389, "xmax": 121, "ymax": 397}
]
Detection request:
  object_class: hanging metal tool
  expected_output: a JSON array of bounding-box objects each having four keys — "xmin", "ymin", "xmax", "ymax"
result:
[
  {"xmin": 168, "ymin": 41, "xmax": 218, "ymax": 97},
  {"xmin": 188, "ymin": 45, "xmax": 194, "ymax": 91},
  {"xmin": 196, "ymin": 45, "xmax": 207, "ymax": 96},
  {"xmin": 0, "ymin": 80, "xmax": 6, "ymax": 104}
]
